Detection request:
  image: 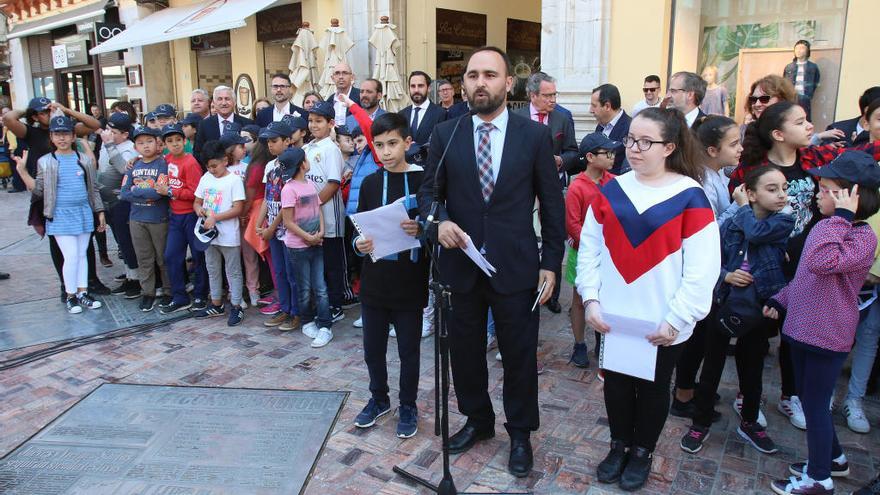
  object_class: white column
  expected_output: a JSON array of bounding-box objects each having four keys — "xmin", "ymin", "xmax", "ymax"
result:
[
  {"xmin": 541, "ymin": 0, "xmax": 611, "ymax": 138},
  {"xmin": 342, "ymin": 0, "xmax": 406, "ymax": 87},
  {"xmin": 8, "ymin": 38, "xmax": 33, "ymax": 109}
]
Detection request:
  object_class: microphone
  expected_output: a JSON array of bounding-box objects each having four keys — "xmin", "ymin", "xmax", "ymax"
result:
[{"xmin": 427, "ymin": 108, "xmax": 476, "ymax": 225}]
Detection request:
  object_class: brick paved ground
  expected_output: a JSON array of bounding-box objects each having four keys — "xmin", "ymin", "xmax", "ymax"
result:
[{"xmin": 1, "ymin": 189, "xmax": 878, "ymax": 494}]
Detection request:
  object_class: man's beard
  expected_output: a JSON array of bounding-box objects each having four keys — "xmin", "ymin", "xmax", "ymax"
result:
[
  {"xmin": 466, "ymin": 87, "xmax": 505, "ymax": 115},
  {"xmin": 410, "ymin": 92, "xmax": 427, "ymax": 105}
]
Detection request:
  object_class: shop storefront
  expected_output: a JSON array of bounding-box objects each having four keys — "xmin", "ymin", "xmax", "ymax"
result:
[{"xmin": 257, "ymin": 3, "xmax": 303, "ymax": 97}]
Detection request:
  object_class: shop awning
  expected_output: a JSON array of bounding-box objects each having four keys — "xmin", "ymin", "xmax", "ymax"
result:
[
  {"xmin": 89, "ymin": 0, "xmax": 278, "ymax": 55},
  {"xmin": 6, "ymin": 1, "xmax": 107, "ymax": 40}
]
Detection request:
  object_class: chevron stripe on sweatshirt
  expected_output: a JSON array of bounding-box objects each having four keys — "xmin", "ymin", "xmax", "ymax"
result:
[{"xmin": 594, "ymin": 180, "xmax": 715, "ymax": 283}]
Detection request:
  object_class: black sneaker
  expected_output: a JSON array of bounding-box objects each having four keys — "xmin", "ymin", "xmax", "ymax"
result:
[
  {"xmin": 160, "ymin": 299, "xmax": 192, "ymax": 314},
  {"xmin": 88, "ymin": 282, "xmax": 111, "ymax": 295},
  {"xmin": 111, "ymin": 280, "xmax": 131, "ymax": 295},
  {"xmin": 158, "ymin": 295, "xmax": 173, "ymax": 308},
  {"xmin": 140, "ymin": 296, "xmax": 156, "ymax": 312},
  {"xmin": 341, "ymin": 296, "xmax": 360, "ymax": 309},
  {"xmin": 114, "ymin": 273, "xmax": 127, "ymax": 281},
  {"xmin": 397, "ymin": 404, "xmax": 418, "ymax": 438},
  {"xmin": 125, "ymin": 281, "xmax": 142, "ymax": 299},
  {"xmin": 194, "ymin": 304, "xmax": 225, "ymax": 318},
  {"xmin": 680, "ymin": 425, "xmax": 710, "ymax": 454},
  {"xmin": 330, "ymin": 306, "xmax": 345, "ymax": 323},
  {"xmin": 66, "ymin": 296, "xmax": 83, "ymax": 314},
  {"xmin": 190, "ymin": 298, "xmax": 208, "ymax": 311},
  {"xmin": 737, "ymin": 421, "xmax": 778, "ymax": 454},
  {"xmin": 354, "ymin": 398, "xmax": 392, "ymax": 428},
  {"xmin": 227, "ymin": 306, "xmax": 244, "ymax": 326},
  {"xmin": 854, "ymin": 473, "xmax": 880, "ymax": 495},
  {"xmin": 570, "ymin": 342, "xmax": 590, "ymax": 368},
  {"xmin": 597, "ymin": 440, "xmax": 629, "ymax": 484},
  {"xmin": 619, "ymin": 447, "xmax": 653, "ymax": 491},
  {"xmin": 77, "ymin": 293, "xmax": 103, "ymax": 310},
  {"xmin": 59, "ymin": 288, "xmax": 67, "ymax": 304},
  {"xmin": 670, "ymin": 398, "xmax": 696, "ymax": 418},
  {"xmin": 789, "ymin": 459, "xmax": 850, "ymax": 478}
]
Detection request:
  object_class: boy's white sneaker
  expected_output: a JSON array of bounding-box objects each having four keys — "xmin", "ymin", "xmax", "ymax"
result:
[
  {"xmin": 311, "ymin": 328, "xmax": 333, "ymax": 348},
  {"xmin": 353, "ymin": 317, "xmax": 363, "ymax": 328},
  {"xmin": 302, "ymin": 321, "xmax": 318, "ymax": 339},
  {"xmin": 842, "ymin": 398, "xmax": 870, "ymax": 433}
]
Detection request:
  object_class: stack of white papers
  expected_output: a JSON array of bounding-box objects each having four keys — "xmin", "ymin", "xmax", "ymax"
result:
[
  {"xmin": 462, "ymin": 234, "xmax": 496, "ymax": 277},
  {"xmin": 599, "ymin": 313, "xmax": 659, "ymax": 381},
  {"xmin": 349, "ymin": 202, "xmax": 420, "ymax": 262}
]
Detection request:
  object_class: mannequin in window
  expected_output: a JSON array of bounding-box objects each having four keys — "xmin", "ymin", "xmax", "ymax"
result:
[{"xmin": 783, "ymin": 40, "xmax": 820, "ymax": 121}]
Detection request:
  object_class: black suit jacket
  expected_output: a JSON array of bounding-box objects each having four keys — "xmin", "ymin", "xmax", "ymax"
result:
[
  {"xmin": 446, "ymin": 101, "xmax": 469, "ymax": 119},
  {"xmin": 691, "ymin": 109, "xmax": 708, "ymax": 130},
  {"xmin": 194, "ymin": 114, "xmax": 255, "ymax": 157},
  {"xmin": 400, "ymin": 102, "xmax": 447, "ymax": 145},
  {"xmin": 512, "ymin": 106, "xmax": 579, "ymax": 175},
  {"xmin": 596, "ymin": 110, "xmax": 632, "ymax": 174},
  {"xmin": 418, "ymin": 111, "xmax": 565, "ymax": 294},
  {"xmin": 827, "ymin": 117, "xmax": 869, "ymax": 146},
  {"xmin": 255, "ymin": 103, "xmax": 306, "ymax": 128}
]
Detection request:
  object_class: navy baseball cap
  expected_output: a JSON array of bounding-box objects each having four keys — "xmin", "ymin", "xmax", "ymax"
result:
[
  {"xmin": 259, "ymin": 121, "xmax": 293, "ymax": 140},
  {"xmin": 144, "ymin": 111, "xmax": 158, "ymax": 122},
  {"xmin": 335, "ymin": 125, "xmax": 352, "ymax": 137},
  {"xmin": 222, "ymin": 121, "xmax": 242, "ymax": 134},
  {"xmin": 107, "ymin": 113, "xmax": 133, "ymax": 132},
  {"xmin": 219, "ymin": 130, "xmax": 247, "ymax": 148},
  {"xmin": 181, "ymin": 113, "xmax": 203, "ymax": 126},
  {"xmin": 153, "ymin": 103, "xmax": 176, "ymax": 118},
  {"xmin": 28, "ymin": 97, "xmax": 52, "ymax": 112},
  {"xmin": 242, "ymin": 124, "xmax": 261, "ymax": 137},
  {"xmin": 579, "ymin": 132, "xmax": 622, "ymax": 155},
  {"xmin": 809, "ymin": 151, "xmax": 880, "ymax": 189},
  {"xmin": 161, "ymin": 123, "xmax": 185, "ymax": 138},
  {"xmin": 283, "ymin": 115, "xmax": 308, "ymax": 131},
  {"xmin": 193, "ymin": 216, "xmax": 218, "ymax": 251},
  {"xmin": 48, "ymin": 116, "xmax": 74, "ymax": 132},
  {"xmin": 310, "ymin": 100, "xmax": 335, "ymax": 120},
  {"xmin": 131, "ymin": 126, "xmax": 162, "ymax": 139},
  {"xmin": 278, "ymin": 148, "xmax": 306, "ymax": 182}
]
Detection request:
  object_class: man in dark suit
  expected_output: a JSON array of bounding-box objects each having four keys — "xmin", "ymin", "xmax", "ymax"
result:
[
  {"xmin": 399, "ymin": 71, "xmax": 447, "ymax": 148},
  {"xmin": 514, "ymin": 71, "xmax": 578, "ymax": 314},
  {"xmin": 666, "ymin": 71, "xmax": 707, "ymax": 130},
  {"xmin": 824, "ymin": 86, "xmax": 880, "ymax": 146},
  {"xmin": 194, "ymin": 85, "xmax": 254, "ymax": 157},
  {"xmin": 255, "ymin": 73, "xmax": 306, "ymax": 128},
  {"xmin": 418, "ymin": 46, "xmax": 564, "ymax": 478},
  {"xmin": 590, "ymin": 83, "xmax": 632, "ymax": 174},
  {"xmin": 327, "ymin": 62, "xmax": 360, "ymax": 122}
]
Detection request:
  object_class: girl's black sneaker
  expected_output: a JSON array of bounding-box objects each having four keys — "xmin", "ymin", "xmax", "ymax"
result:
[
  {"xmin": 66, "ymin": 296, "xmax": 83, "ymax": 314},
  {"xmin": 77, "ymin": 293, "xmax": 102, "ymax": 310}
]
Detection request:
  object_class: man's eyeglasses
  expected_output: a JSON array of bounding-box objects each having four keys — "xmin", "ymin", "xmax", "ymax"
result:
[
  {"xmin": 333, "ymin": 71, "xmax": 352, "ymax": 76},
  {"xmin": 642, "ymin": 87, "xmax": 659, "ymax": 93},
  {"xmin": 622, "ymin": 136, "xmax": 667, "ymax": 151},
  {"xmin": 438, "ymin": 87, "xmax": 453, "ymax": 92},
  {"xmin": 271, "ymin": 84, "xmax": 291, "ymax": 90},
  {"xmin": 748, "ymin": 95, "xmax": 773, "ymax": 104}
]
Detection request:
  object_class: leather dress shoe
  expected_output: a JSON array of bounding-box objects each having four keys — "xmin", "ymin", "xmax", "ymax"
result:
[
  {"xmin": 619, "ymin": 446, "xmax": 652, "ymax": 491},
  {"xmin": 448, "ymin": 424, "xmax": 494, "ymax": 454},
  {"xmin": 508, "ymin": 437, "xmax": 533, "ymax": 478},
  {"xmin": 545, "ymin": 298, "xmax": 562, "ymax": 313},
  {"xmin": 597, "ymin": 439, "xmax": 628, "ymax": 484}
]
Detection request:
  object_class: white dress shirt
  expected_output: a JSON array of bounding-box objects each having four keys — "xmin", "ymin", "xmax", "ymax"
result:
[
  {"xmin": 410, "ymin": 100, "xmax": 431, "ymax": 131},
  {"xmin": 602, "ymin": 109, "xmax": 624, "ymax": 137},
  {"xmin": 273, "ymin": 103, "xmax": 291, "ymax": 122},
  {"xmin": 685, "ymin": 107, "xmax": 700, "ymax": 128},
  {"xmin": 333, "ymin": 87, "xmax": 352, "ymax": 123},
  {"xmin": 471, "ymin": 109, "xmax": 509, "ymax": 182}
]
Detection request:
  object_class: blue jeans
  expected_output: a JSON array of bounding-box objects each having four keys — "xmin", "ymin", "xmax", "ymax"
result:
[
  {"xmin": 288, "ymin": 245, "xmax": 331, "ymax": 328},
  {"xmin": 847, "ymin": 298, "xmax": 880, "ymax": 401},
  {"xmin": 165, "ymin": 212, "xmax": 207, "ymax": 304},
  {"xmin": 269, "ymin": 237, "xmax": 299, "ymax": 316},
  {"xmin": 487, "ymin": 309, "xmax": 495, "ymax": 339}
]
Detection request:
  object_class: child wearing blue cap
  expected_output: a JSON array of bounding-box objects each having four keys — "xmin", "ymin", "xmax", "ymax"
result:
[
  {"xmin": 765, "ymin": 151, "xmax": 880, "ymax": 495},
  {"xmin": 13, "ymin": 116, "xmax": 106, "ymax": 314}
]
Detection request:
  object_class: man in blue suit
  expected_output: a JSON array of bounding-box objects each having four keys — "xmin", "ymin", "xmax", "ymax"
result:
[
  {"xmin": 590, "ymin": 83, "xmax": 632, "ymax": 174},
  {"xmin": 824, "ymin": 86, "xmax": 880, "ymax": 147},
  {"xmin": 399, "ymin": 71, "xmax": 447, "ymax": 149},
  {"xmin": 194, "ymin": 86, "xmax": 254, "ymax": 157},
  {"xmin": 344, "ymin": 78, "xmax": 386, "ymax": 133},
  {"xmin": 418, "ymin": 46, "xmax": 564, "ymax": 478},
  {"xmin": 255, "ymin": 74, "xmax": 306, "ymax": 128}
]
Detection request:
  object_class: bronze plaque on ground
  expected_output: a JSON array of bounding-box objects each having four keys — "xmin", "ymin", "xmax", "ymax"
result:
[{"xmin": 0, "ymin": 383, "xmax": 347, "ymax": 494}]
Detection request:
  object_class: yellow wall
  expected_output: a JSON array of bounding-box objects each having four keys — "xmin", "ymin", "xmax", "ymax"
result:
[
  {"xmin": 835, "ymin": 0, "xmax": 879, "ymax": 120},
  {"xmin": 230, "ymin": 16, "xmax": 266, "ymax": 99},
  {"xmin": 405, "ymin": 0, "xmax": 541, "ymax": 79},
  {"xmin": 301, "ymin": 0, "xmax": 340, "ymax": 34},
  {"xmin": 607, "ymin": 0, "xmax": 673, "ymax": 112}
]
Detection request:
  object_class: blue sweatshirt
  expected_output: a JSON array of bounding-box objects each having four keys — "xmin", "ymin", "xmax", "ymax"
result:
[{"xmin": 120, "ymin": 157, "xmax": 170, "ymax": 223}]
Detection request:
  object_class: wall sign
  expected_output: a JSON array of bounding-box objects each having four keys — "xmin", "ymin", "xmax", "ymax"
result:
[
  {"xmin": 256, "ymin": 3, "xmax": 303, "ymax": 42},
  {"xmin": 234, "ymin": 73, "xmax": 255, "ymax": 119},
  {"xmin": 436, "ymin": 8, "xmax": 487, "ymax": 47},
  {"xmin": 96, "ymin": 22, "xmax": 125, "ymax": 44},
  {"xmin": 126, "ymin": 65, "xmax": 142, "ymax": 87},
  {"xmin": 51, "ymin": 41, "xmax": 89, "ymax": 69},
  {"xmin": 51, "ymin": 45, "xmax": 68, "ymax": 69}
]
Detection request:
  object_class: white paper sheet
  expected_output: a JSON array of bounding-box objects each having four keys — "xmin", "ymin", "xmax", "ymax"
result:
[
  {"xmin": 462, "ymin": 234, "xmax": 497, "ymax": 277},
  {"xmin": 349, "ymin": 202, "xmax": 420, "ymax": 262},
  {"xmin": 599, "ymin": 313, "xmax": 659, "ymax": 381}
]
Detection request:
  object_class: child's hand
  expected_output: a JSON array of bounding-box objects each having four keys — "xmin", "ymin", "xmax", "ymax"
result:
[
  {"xmin": 724, "ymin": 269, "xmax": 753, "ymax": 287},
  {"xmin": 355, "ymin": 236, "xmax": 374, "ymax": 254},
  {"xmin": 732, "ymin": 184, "xmax": 748, "ymax": 206},
  {"xmin": 259, "ymin": 226, "xmax": 275, "ymax": 241},
  {"xmin": 126, "ymin": 156, "xmax": 139, "ymax": 170},
  {"xmin": 647, "ymin": 321, "xmax": 679, "ymax": 347},
  {"xmin": 97, "ymin": 212, "xmax": 107, "ymax": 232},
  {"xmin": 12, "ymin": 150, "xmax": 27, "ymax": 171},
  {"xmin": 337, "ymin": 93, "xmax": 353, "ymax": 108},
  {"xmin": 762, "ymin": 306, "xmax": 779, "ymax": 319},
  {"xmin": 832, "ymin": 184, "xmax": 859, "ymax": 214},
  {"xmin": 584, "ymin": 300, "xmax": 610, "ymax": 334},
  {"xmin": 100, "ymin": 129, "xmax": 114, "ymax": 144},
  {"xmin": 156, "ymin": 183, "xmax": 169, "ymax": 196},
  {"xmin": 400, "ymin": 219, "xmax": 420, "ymax": 237},
  {"xmin": 204, "ymin": 214, "xmax": 216, "ymax": 229}
]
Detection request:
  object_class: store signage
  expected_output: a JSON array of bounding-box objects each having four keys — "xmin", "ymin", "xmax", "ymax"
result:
[
  {"xmin": 436, "ymin": 8, "xmax": 486, "ymax": 47},
  {"xmin": 76, "ymin": 21, "xmax": 95, "ymax": 33},
  {"xmin": 191, "ymin": 31, "xmax": 231, "ymax": 51},
  {"xmin": 96, "ymin": 22, "xmax": 125, "ymax": 44},
  {"xmin": 506, "ymin": 19, "xmax": 541, "ymax": 52},
  {"xmin": 52, "ymin": 45, "xmax": 68, "ymax": 69},
  {"xmin": 234, "ymin": 73, "xmax": 256, "ymax": 119},
  {"xmin": 65, "ymin": 41, "xmax": 89, "ymax": 67}
]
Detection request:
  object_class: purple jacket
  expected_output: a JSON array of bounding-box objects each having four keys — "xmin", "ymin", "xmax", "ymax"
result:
[{"xmin": 770, "ymin": 213, "xmax": 876, "ymax": 352}]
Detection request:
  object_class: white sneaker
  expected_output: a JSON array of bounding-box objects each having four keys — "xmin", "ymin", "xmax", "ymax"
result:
[
  {"xmin": 353, "ymin": 317, "xmax": 363, "ymax": 328},
  {"xmin": 155, "ymin": 288, "xmax": 164, "ymax": 297},
  {"xmin": 302, "ymin": 321, "xmax": 318, "ymax": 339},
  {"xmin": 495, "ymin": 351, "xmax": 502, "ymax": 361},
  {"xmin": 778, "ymin": 396, "xmax": 807, "ymax": 430},
  {"xmin": 421, "ymin": 319, "xmax": 434, "ymax": 338},
  {"xmin": 239, "ymin": 300, "xmax": 248, "ymax": 310},
  {"xmin": 249, "ymin": 290, "xmax": 261, "ymax": 307},
  {"xmin": 733, "ymin": 394, "xmax": 768, "ymax": 427},
  {"xmin": 389, "ymin": 325, "xmax": 396, "ymax": 337},
  {"xmin": 311, "ymin": 327, "xmax": 333, "ymax": 348},
  {"xmin": 842, "ymin": 398, "xmax": 871, "ymax": 433}
]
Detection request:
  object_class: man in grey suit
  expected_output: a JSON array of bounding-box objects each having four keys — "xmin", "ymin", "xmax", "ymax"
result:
[{"xmin": 514, "ymin": 72, "xmax": 578, "ymax": 314}]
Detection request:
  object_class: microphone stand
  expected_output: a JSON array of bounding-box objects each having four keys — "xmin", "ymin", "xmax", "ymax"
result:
[{"xmin": 393, "ymin": 112, "xmax": 473, "ymax": 495}]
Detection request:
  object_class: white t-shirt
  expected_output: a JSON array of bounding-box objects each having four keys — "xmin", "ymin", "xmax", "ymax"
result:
[
  {"xmin": 228, "ymin": 162, "xmax": 247, "ymax": 182},
  {"xmin": 195, "ymin": 172, "xmax": 246, "ymax": 247},
  {"xmin": 302, "ymin": 136, "xmax": 344, "ymax": 238},
  {"xmin": 262, "ymin": 157, "xmax": 279, "ymax": 184}
]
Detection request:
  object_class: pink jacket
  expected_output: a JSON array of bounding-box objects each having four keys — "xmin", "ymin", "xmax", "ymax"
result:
[{"xmin": 771, "ymin": 214, "xmax": 877, "ymax": 352}]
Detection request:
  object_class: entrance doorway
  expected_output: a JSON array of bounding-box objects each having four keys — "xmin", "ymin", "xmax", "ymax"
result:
[{"xmin": 60, "ymin": 70, "xmax": 97, "ymax": 113}]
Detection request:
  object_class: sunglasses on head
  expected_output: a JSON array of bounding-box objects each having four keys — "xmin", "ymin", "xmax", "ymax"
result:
[
  {"xmin": 642, "ymin": 87, "xmax": 658, "ymax": 93},
  {"xmin": 748, "ymin": 95, "xmax": 773, "ymax": 104}
]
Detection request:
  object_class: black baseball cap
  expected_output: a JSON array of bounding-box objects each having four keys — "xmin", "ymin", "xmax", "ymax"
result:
[
  {"xmin": 808, "ymin": 151, "xmax": 880, "ymax": 189},
  {"xmin": 579, "ymin": 132, "xmax": 622, "ymax": 156},
  {"xmin": 107, "ymin": 113, "xmax": 133, "ymax": 132}
]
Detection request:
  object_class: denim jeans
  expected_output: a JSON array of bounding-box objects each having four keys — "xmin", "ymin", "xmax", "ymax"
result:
[
  {"xmin": 165, "ymin": 212, "xmax": 207, "ymax": 304},
  {"xmin": 288, "ymin": 245, "xmax": 331, "ymax": 328},
  {"xmin": 847, "ymin": 298, "xmax": 880, "ymax": 401},
  {"xmin": 269, "ymin": 237, "xmax": 299, "ymax": 316}
]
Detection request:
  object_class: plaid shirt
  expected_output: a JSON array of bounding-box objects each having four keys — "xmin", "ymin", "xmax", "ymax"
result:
[{"xmin": 729, "ymin": 141, "xmax": 880, "ymax": 193}]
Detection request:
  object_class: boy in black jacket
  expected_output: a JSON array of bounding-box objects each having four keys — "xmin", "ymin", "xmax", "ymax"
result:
[{"xmin": 352, "ymin": 113, "xmax": 429, "ymax": 438}]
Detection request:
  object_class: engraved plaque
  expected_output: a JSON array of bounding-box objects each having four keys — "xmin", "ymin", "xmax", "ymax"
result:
[{"xmin": 0, "ymin": 384, "xmax": 347, "ymax": 494}]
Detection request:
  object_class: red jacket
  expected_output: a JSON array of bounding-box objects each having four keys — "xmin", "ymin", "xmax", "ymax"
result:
[
  {"xmin": 348, "ymin": 103, "xmax": 382, "ymax": 165},
  {"xmin": 565, "ymin": 170, "xmax": 614, "ymax": 249},
  {"xmin": 165, "ymin": 153, "xmax": 202, "ymax": 215}
]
